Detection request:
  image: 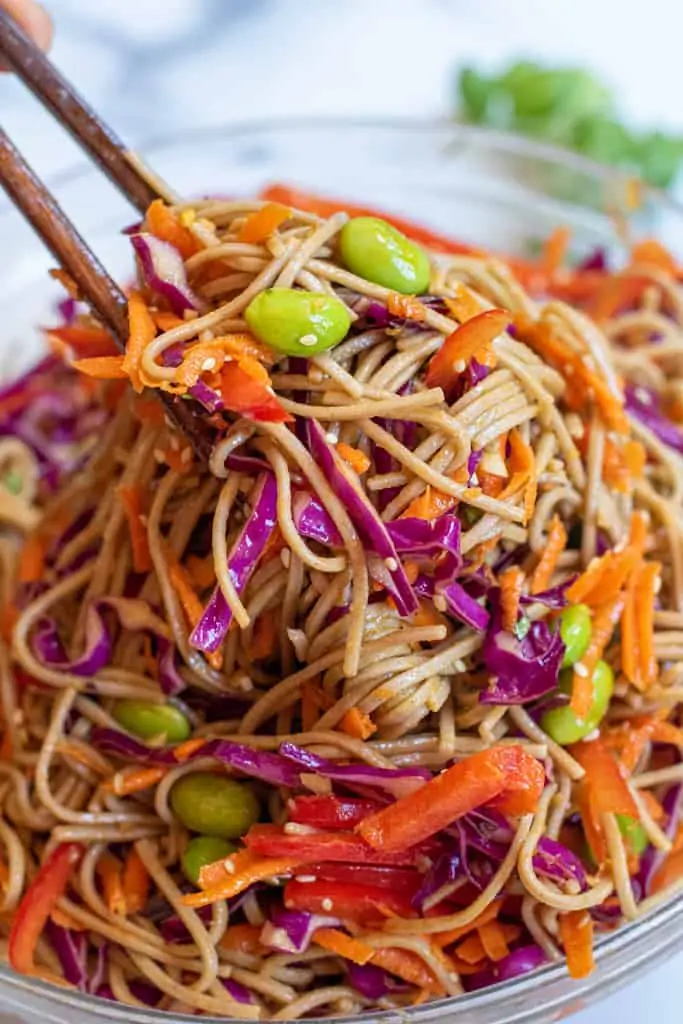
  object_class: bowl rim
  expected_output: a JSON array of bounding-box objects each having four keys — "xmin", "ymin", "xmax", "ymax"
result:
[{"xmin": 2, "ymin": 116, "xmax": 683, "ymax": 1022}]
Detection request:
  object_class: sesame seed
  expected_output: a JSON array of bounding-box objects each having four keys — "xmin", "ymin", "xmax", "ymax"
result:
[
  {"xmin": 321, "ymin": 898, "xmax": 334, "ymax": 912},
  {"xmin": 325, "ymin": 433, "xmax": 337, "ymax": 444},
  {"xmin": 299, "ymin": 333, "xmax": 318, "ymax": 348},
  {"xmin": 454, "ymin": 359, "xmax": 466, "ymax": 373},
  {"xmin": 574, "ymin": 662, "xmax": 589, "ymax": 678},
  {"xmin": 384, "ymin": 557, "xmax": 398, "ymax": 571},
  {"xmin": 294, "ymin": 875, "xmax": 317, "ymax": 884},
  {"xmin": 201, "ymin": 357, "xmax": 217, "ymax": 372}
]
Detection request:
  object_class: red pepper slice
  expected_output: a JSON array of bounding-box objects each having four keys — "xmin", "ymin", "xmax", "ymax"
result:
[
  {"xmin": 46, "ymin": 325, "xmax": 119, "ymax": 358},
  {"xmin": 244, "ymin": 824, "xmax": 417, "ymax": 865},
  {"xmin": 307, "ymin": 862, "xmax": 421, "ymax": 893},
  {"xmin": 9, "ymin": 843, "xmax": 82, "ymax": 974},
  {"xmin": 357, "ymin": 745, "xmax": 543, "ymax": 854},
  {"xmin": 425, "ymin": 309, "xmax": 512, "ymax": 393},
  {"xmin": 220, "ymin": 362, "xmax": 292, "ymax": 423},
  {"xmin": 284, "ymin": 879, "xmax": 416, "ymax": 924},
  {"xmin": 288, "ymin": 795, "xmax": 380, "ymax": 830}
]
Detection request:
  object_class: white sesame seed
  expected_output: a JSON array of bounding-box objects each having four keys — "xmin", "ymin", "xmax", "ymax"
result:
[
  {"xmin": 574, "ymin": 662, "xmax": 589, "ymax": 678},
  {"xmin": 321, "ymin": 898, "xmax": 334, "ymax": 912},
  {"xmin": 294, "ymin": 875, "xmax": 317, "ymax": 884},
  {"xmin": 325, "ymin": 433, "xmax": 337, "ymax": 444},
  {"xmin": 454, "ymin": 359, "xmax": 466, "ymax": 373},
  {"xmin": 384, "ymin": 557, "xmax": 398, "ymax": 571},
  {"xmin": 299, "ymin": 333, "xmax": 318, "ymax": 347},
  {"xmin": 201, "ymin": 357, "xmax": 217, "ymax": 372},
  {"xmin": 283, "ymin": 822, "xmax": 318, "ymax": 835}
]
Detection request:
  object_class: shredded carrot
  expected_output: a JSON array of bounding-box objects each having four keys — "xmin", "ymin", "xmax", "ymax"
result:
[
  {"xmin": 134, "ymin": 397, "xmax": 166, "ymax": 426},
  {"xmin": 386, "ymin": 293, "xmax": 427, "ymax": 322},
  {"xmin": 173, "ymin": 334, "xmax": 272, "ymax": 390},
  {"xmin": 402, "ymin": 484, "xmax": 457, "ymax": 521},
  {"xmin": 49, "ymin": 907, "xmax": 86, "ymax": 931},
  {"xmin": 370, "ymin": 947, "xmax": 444, "ymax": 995},
  {"xmin": 603, "ymin": 438, "xmax": 645, "ymax": 493},
  {"xmin": 54, "ymin": 741, "xmax": 108, "ymax": 775},
  {"xmin": 499, "ymin": 567, "xmax": 524, "ymax": 631},
  {"xmin": 238, "ymin": 203, "xmax": 291, "ymax": 243},
  {"xmin": 152, "ymin": 311, "xmax": 185, "ymax": 332},
  {"xmin": 104, "ymin": 765, "xmax": 167, "ymax": 797},
  {"xmin": 571, "ymin": 594, "xmax": 625, "ymax": 718},
  {"xmin": 145, "ymin": 199, "xmax": 199, "ymax": 259},
  {"xmin": 571, "ymin": 738, "xmax": 638, "ymax": 865},
  {"xmin": 121, "ymin": 848, "xmax": 150, "ymax": 915},
  {"xmin": 640, "ymin": 789, "xmax": 665, "ymax": 823},
  {"xmin": 186, "ymin": 850, "xmax": 304, "ymax": 908},
  {"xmin": 477, "ymin": 469, "xmax": 505, "ymax": 498},
  {"xmin": 542, "ymin": 226, "xmax": 571, "ymax": 277},
  {"xmin": 0, "ymin": 602, "xmax": 18, "ymax": 644},
  {"xmin": 121, "ymin": 292, "xmax": 157, "ymax": 393},
  {"xmin": 444, "ymin": 286, "xmax": 483, "ymax": 323},
  {"xmin": 71, "ymin": 355, "xmax": 127, "ymax": 379},
  {"xmin": 454, "ymin": 933, "xmax": 486, "ymax": 965},
  {"xmin": 588, "ymin": 274, "xmax": 648, "ymax": 322},
  {"xmin": 633, "ymin": 561, "xmax": 660, "ymax": 690},
  {"xmin": 219, "ymin": 923, "xmax": 265, "ymax": 955},
  {"xmin": 251, "ymin": 608, "xmax": 279, "ymax": 661},
  {"xmin": 168, "ymin": 554, "xmax": 222, "ymax": 671},
  {"xmin": 96, "ymin": 853, "xmax": 127, "ymax": 916},
  {"xmin": 559, "ymin": 910, "xmax": 595, "ymax": 979},
  {"xmin": 630, "ymin": 239, "xmax": 678, "ymax": 275},
  {"xmin": 300, "ymin": 680, "xmax": 333, "ymax": 731},
  {"xmin": 426, "ymin": 308, "xmax": 510, "ymax": 391},
  {"xmin": 173, "ymin": 737, "xmax": 206, "ymax": 762},
  {"xmin": 118, "ymin": 486, "xmax": 152, "ymax": 573},
  {"xmin": 186, "ymin": 554, "xmax": 215, "ymax": 590},
  {"xmin": 17, "ymin": 534, "xmax": 46, "ymax": 584},
  {"xmin": 432, "ymin": 901, "xmax": 501, "ymax": 947},
  {"xmin": 530, "ymin": 515, "xmax": 567, "ymax": 593},
  {"xmin": 161, "ymin": 442, "xmax": 194, "ymax": 475},
  {"xmin": 499, "ymin": 429, "xmax": 537, "ymax": 524},
  {"xmin": 340, "ymin": 707, "xmax": 377, "ymax": 740},
  {"xmin": 336, "ymin": 442, "xmax": 371, "ymax": 475},
  {"xmin": 45, "ymin": 324, "xmax": 119, "ymax": 359},
  {"xmin": 478, "ymin": 919, "xmax": 510, "ymax": 962},
  {"xmin": 567, "ymin": 512, "xmax": 646, "ymax": 607},
  {"xmin": 314, "ymin": 928, "xmax": 375, "ymax": 965},
  {"xmin": 651, "ymin": 847, "xmax": 683, "ymax": 895}
]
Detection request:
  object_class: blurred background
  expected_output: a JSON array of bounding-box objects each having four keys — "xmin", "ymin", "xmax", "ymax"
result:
[{"xmin": 1, "ymin": 1, "xmax": 682, "ymax": 1020}]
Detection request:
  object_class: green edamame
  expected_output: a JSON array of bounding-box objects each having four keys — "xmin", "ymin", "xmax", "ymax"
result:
[
  {"xmin": 245, "ymin": 288, "xmax": 351, "ymax": 356},
  {"xmin": 338, "ymin": 217, "xmax": 431, "ymax": 295},
  {"xmin": 181, "ymin": 835, "xmax": 237, "ymax": 885},
  {"xmin": 559, "ymin": 604, "xmax": 592, "ymax": 668},
  {"xmin": 170, "ymin": 772, "xmax": 260, "ymax": 839},
  {"xmin": 112, "ymin": 700, "xmax": 190, "ymax": 744},
  {"xmin": 615, "ymin": 814, "xmax": 648, "ymax": 857},
  {"xmin": 540, "ymin": 659, "xmax": 614, "ymax": 746}
]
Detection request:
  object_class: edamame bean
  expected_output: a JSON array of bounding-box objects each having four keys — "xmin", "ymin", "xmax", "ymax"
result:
[
  {"xmin": 181, "ymin": 835, "xmax": 237, "ymax": 885},
  {"xmin": 339, "ymin": 217, "xmax": 431, "ymax": 295},
  {"xmin": 559, "ymin": 604, "xmax": 592, "ymax": 668},
  {"xmin": 170, "ymin": 772, "xmax": 260, "ymax": 839},
  {"xmin": 540, "ymin": 659, "xmax": 614, "ymax": 746},
  {"xmin": 245, "ymin": 288, "xmax": 351, "ymax": 356},
  {"xmin": 112, "ymin": 700, "xmax": 190, "ymax": 744},
  {"xmin": 615, "ymin": 814, "xmax": 648, "ymax": 857}
]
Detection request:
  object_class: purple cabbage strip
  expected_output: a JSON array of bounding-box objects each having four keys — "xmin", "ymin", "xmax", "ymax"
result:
[
  {"xmin": 223, "ymin": 979, "xmax": 255, "ymax": 1005},
  {"xmin": 293, "ymin": 492, "xmax": 342, "ymax": 547},
  {"xmin": 45, "ymin": 921, "xmax": 88, "ymax": 990},
  {"xmin": 191, "ymin": 473, "xmax": 278, "ymax": 653},
  {"xmin": 279, "ymin": 741, "xmax": 431, "ymax": 800},
  {"xmin": 520, "ymin": 580, "xmax": 572, "ymax": 610},
  {"xmin": 637, "ymin": 771, "xmax": 683, "ymax": 895},
  {"xmin": 306, "ymin": 420, "xmax": 417, "ymax": 616},
  {"xmin": 624, "ymin": 383, "xmax": 683, "ymax": 453},
  {"xmin": 346, "ymin": 961, "xmax": 392, "ymax": 1000},
  {"xmin": 131, "ymin": 233, "xmax": 204, "ymax": 316},
  {"xmin": 480, "ymin": 590, "xmax": 564, "ymax": 705},
  {"xmin": 161, "ymin": 341, "xmax": 223, "ymax": 412},
  {"xmin": 412, "ymin": 853, "xmax": 461, "ymax": 911},
  {"xmin": 260, "ymin": 908, "xmax": 340, "ymax": 954},
  {"xmin": 466, "ymin": 945, "xmax": 548, "ymax": 991}
]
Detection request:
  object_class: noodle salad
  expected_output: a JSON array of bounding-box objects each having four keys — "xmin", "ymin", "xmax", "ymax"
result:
[{"xmin": 1, "ymin": 185, "xmax": 683, "ymax": 1019}]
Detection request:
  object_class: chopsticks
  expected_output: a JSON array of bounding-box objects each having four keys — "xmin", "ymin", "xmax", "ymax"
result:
[{"xmin": 0, "ymin": 9, "xmax": 213, "ymax": 462}]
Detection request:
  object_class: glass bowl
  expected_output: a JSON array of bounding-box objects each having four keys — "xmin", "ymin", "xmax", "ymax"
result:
[{"xmin": 1, "ymin": 119, "xmax": 683, "ymax": 1024}]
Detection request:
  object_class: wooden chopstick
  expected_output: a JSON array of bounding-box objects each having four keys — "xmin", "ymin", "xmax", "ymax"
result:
[
  {"xmin": 0, "ymin": 129, "xmax": 214, "ymax": 463},
  {"xmin": 0, "ymin": 6, "xmax": 175, "ymax": 214}
]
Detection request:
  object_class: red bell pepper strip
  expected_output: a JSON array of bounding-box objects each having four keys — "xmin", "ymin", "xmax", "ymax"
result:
[
  {"xmin": 284, "ymin": 879, "xmax": 416, "ymax": 924},
  {"xmin": 9, "ymin": 843, "xmax": 82, "ymax": 974},
  {"xmin": 570, "ymin": 738, "xmax": 639, "ymax": 864},
  {"xmin": 307, "ymin": 862, "xmax": 421, "ymax": 893},
  {"xmin": 244, "ymin": 824, "xmax": 417, "ymax": 865},
  {"xmin": 485, "ymin": 745, "xmax": 546, "ymax": 817},
  {"xmin": 45, "ymin": 325, "xmax": 119, "ymax": 358},
  {"xmin": 260, "ymin": 184, "xmax": 479, "ymax": 258},
  {"xmin": 425, "ymin": 309, "xmax": 512, "ymax": 392},
  {"xmin": 288, "ymin": 795, "xmax": 380, "ymax": 830},
  {"xmin": 358, "ymin": 746, "xmax": 543, "ymax": 854},
  {"xmin": 220, "ymin": 362, "xmax": 292, "ymax": 423}
]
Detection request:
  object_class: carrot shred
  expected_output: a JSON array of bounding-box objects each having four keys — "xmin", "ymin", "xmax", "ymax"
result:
[
  {"xmin": 251, "ymin": 608, "xmax": 279, "ymax": 661},
  {"xmin": 633, "ymin": 561, "xmax": 660, "ymax": 690},
  {"xmin": 238, "ymin": 202, "xmax": 291, "ymax": 243},
  {"xmin": 386, "ymin": 293, "xmax": 427, "ymax": 322},
  {"xmin": 118, "ymin": 486, "xmax": 152, "ymax": 573},
  {"xmin": 45, "ymin": 324, "xmax": 119, "ymax": 359},
  {"xmin": 18, "ymin": 534, "xmax": 46, "ymax": 583},
  {"xmin": 454, "ymin": 933, "xmax": 486, "ymax": 965},
  {"xmin": 122, "ymin": 848, "xmax": 150, "ymax": 915},
  {"xmin": 173, "ymin": 737, "xmax": 207, "ymax": 762},
  {"xmin": 444, "ymin": 286, "xmax": 484, "ymax": 323},
  {"xmin": 340, "ymin": 707, "xmax": 377, "ymax": 740},
  {"xmin": 336, "ymin": 442, "xmax": 371, "ymax": 475},
  {"xmin": 425, "ymin": 309, "xmax": 510, "ymax": 392},
  {"xmin": 300, "ymin": 680, "xmax": 334, "ymax": 731},
  {"xmin": 603, "ymin": 438, "xmax": 645, "ymax": 493},
  {"xmin": 145, "ymin": 199, "xmax": 199, "ymax": 259},
  {"xmin": 370, "ymin": 947, "xmax": 444, "ymax": 995},
  {"xmin": 571, "ymin": 737, "xmax": 639, "ymax": 858},
  {"xmin": 218, "ymin": 923, "xmax": 265, "ymax": 955},
  {"xmin": 499, "ymin": 429, "xmax": 537, "ymax": 524},
  {"xmin": 530, "ymin": 515, "xmax": 567, "ymax": 593},
  {"xmin": 570, "ymin": 594, "xmax": 625, "ymax": 718},
  {"xmin": 134, "ymin": 396, "xmax": 166, "ymax": 425},
  {"xmin": 499, "ymin": 567, "xmax": 524, "ymax": 631},
  {"xmin": 104, "ymin": 765, "xmax": 167, "ymax": 797},
  {"xmin": 121, "ymin": 292, "xmax": 157, "ymax": 393},
  {"xmin": 71, "ymin": 355, "xmax": 127, "ymax": 380},
  {"xmin": 96, "ymin": 853, "xmax": 127, "ymax": 916},
  {"xmin": 173, "ymin": 334, "xmax": 272, "ymax": 390},
  {"xmin": 152, "ymin": 311, "xmax": 185, "ymax": 332},
  {"xmin": 185, "ymin": 554, "xmax": 216, "ymax": 590},
  {"xmin": 630, "ymin": 239, "xmax": 678, "ymax": 275},
  {"xmin": 559, "ymin": 910, "xmax": 595, "ymax": 979},
  {"xmin": 651, "ymin": 847, "xmax": 683, "ymax": 895},
  {"xmin": 54, "ymin": 741, "xmax": 108, "ymax": 775},
  {"xmin": 186, "ymin": 850, "xmax": 304, "ymax": 907},
  {"xmin": 542, "ymin": 226, "xmax": 571, "ymax": 277},
  {"xmin": 567, "ymin": 512, "xmax": 646, "ymax": 607},
  {"xmin": 168, "ymin": 554, "xmax": 222, "ymax": 671},
  {"xmin": 0, "ymin": 602, "xmax": 18, "ymax": 644},
  {"xmin": 478, "ymin": 919, "xmax": 510, "ymax": 962},
  {"xmin": 314, "ymin": 927, "xmax": 375, "ymax": 965},
  {"xmin": 402, "ymin": 483, "xmax": 457, "ymax": 520},
  {"xmin": 49, "ymin": 907, "xmax": 86, "ymax": 932}
]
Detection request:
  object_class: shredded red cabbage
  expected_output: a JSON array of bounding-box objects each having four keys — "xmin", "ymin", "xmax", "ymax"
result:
[
  {"xmin": 131, "ymin": 233, "xmax": 204, "ymax": 316},
  {"xmin": 624, "ymin": 383, "xmax": 683, "ymax": 453},
  {"xmin": 260, "ymin": 909, "xmax": 340, "ymax": 954},
  {"xmin": 411, "ymin": 852, "xmax": 461, "ymax": 911},
  {"xmin": 191, "ymin": 474, "xmax": 278, "ymax": 653},
  {"xmin": 480, "ymin": 591, "xmax": 564, "ymax": 704},
  {"xmin": 279, "ymin": 742, "xmax": 430, "ymax": 800},
  {"xmin": 222, "ymin": 979, "xmax": 255, "ymax": 1004}
]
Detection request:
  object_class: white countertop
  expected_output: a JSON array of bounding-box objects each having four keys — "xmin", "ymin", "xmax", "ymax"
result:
[{"xmin": 1, "ymin": 0, "xmax": 682, "ymax": 1020}]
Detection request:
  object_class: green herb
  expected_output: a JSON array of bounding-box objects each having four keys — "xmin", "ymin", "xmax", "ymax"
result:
[
  {"xmin": 457, "ymin": 61, "xmax": 683, "ymax": 189},
  {"xmin": 2, "ymin": 469, "xmax": 23, "ymax": 495},
  {"xmin": 514, "ymin": 615, "xmax": 531, "ymax": 641}
]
